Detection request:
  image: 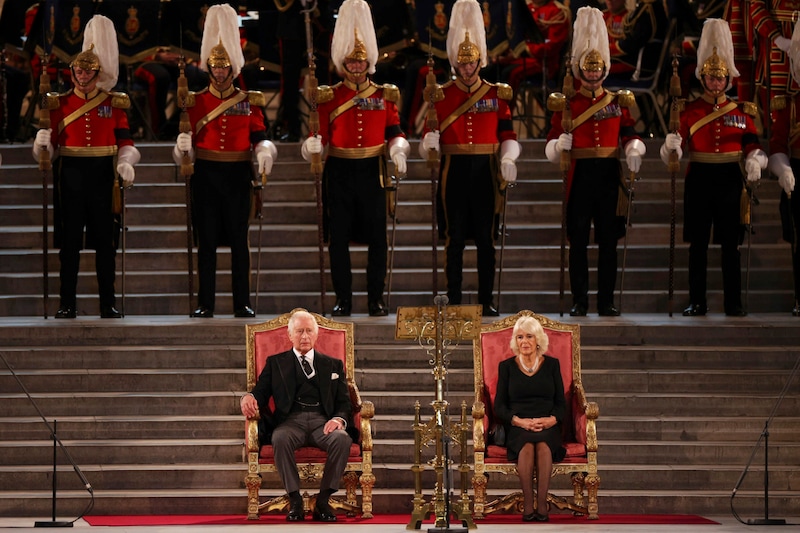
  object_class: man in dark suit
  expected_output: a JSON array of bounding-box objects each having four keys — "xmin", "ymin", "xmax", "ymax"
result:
[{"xmin": 240, "ymin": 310, "xmax": 354, "ymax": 522}]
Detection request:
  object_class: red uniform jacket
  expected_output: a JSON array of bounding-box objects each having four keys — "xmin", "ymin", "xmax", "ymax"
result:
[
  {"xmin": 50, "ymin": 89, "xmax": 133, "ymax": 154},
  {"xmin": 188, "ymin": 86, "xmax": 267, "ymax": 157},
  {"xmin": 316, "ymin": 79, "xmax": 404, "ymax": 157}
]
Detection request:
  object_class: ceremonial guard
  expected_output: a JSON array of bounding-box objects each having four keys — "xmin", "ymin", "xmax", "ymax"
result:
[
  {"xmin": 545, "ymin": 6, "xmax": 644, "ymax": 317},
  {"xmin": 174, "ymin": 4, "xmax": 276, "ymax": 318},
  {"xmin": 302, "ymin": 0, "xmax": 410, "ymax": 317},
  {"xmin": 767, "ymin": 17, "xmax": 800, "ymax": 316},
  {"xmin": 660, "ymin": 19, "xmax": 767, "ymax": 317},
  {"xmin": 419, "ymin": 0, "xmax": 520, "ymax": 316},
  {"xmin": 32, "ymin": 15, "xmax": 140, "ymax": 319}
]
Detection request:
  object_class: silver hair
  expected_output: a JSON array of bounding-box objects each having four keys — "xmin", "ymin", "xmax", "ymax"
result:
[
  {"xmin": 509, "ymin": 316, "xmax": 549, "ymax": 356},
  {"xmin": 287, "ymin": 310, "xmax": 319, "ymax": 336}
]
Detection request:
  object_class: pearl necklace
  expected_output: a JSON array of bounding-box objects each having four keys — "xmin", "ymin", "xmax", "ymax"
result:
[{"xmin": 519, "ymin": 355, "xmax": 541, "ymax": 374}]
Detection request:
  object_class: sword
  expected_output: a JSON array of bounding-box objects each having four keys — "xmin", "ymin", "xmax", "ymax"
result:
[
  {"xmin": 423, "ymin": 40, "xmax": 443, "ymax": 297},
  {"xmin": 618, "ymin": 170, "xmax": 638, "ymax": 314},
  {"xmin": 177, "ymin": 23, "xmax": 196, "ymax": 315},
  {"xmin": 38, "ymin": 48, "xmax": 52, "ymax": 319},
  {"xmin": 496, "ymin": 182, "xmax": 513, "ymax": 311},
  {"xmin": 743, "ymin": 179, "xmax": 759, "ymax": 314},
  {"xmin": 386, "ymin": 171, "xmax": 400, "ymax": 309},
  {"xmin": 253, "ymin": 170, "xmax": 267, "ymax": 314},
  {"xmin": 119, "ymin": 177, "xmax": 127, "ymax": 317}
]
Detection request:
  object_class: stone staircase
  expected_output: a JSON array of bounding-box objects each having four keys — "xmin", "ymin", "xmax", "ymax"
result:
[
  {"xmin": 0, "ymin": 138, "xmax": 794, "ymax": 317},
  {"xmin": 0, "ymin": 316, "xmax": 798, "ymax": 518},
  {"xmin": 0, "ymin": 139, "xmax": 798, "ymax": 519}
]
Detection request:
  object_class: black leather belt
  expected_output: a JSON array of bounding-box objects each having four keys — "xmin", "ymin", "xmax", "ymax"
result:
[{"xmin": 294, "ymin": 402, "xmax": 321, "ymax": 412}]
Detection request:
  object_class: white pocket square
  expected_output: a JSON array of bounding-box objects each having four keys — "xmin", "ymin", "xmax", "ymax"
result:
[{"xmin": 331, "ymin": 373, "xmax": 340, "ymax": 380}]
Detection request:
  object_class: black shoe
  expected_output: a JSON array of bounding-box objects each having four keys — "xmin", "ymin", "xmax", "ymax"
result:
[
  {"xmin": 368, "ymin": 299, "xmax": 388, "ymax": 316},
  {"xmin": 725, "ymin": 306, "xmax": 747, "ymax": 317},
  {"xmin": 598, "ymin": 304, "xmax": 620, "ymax": 317},
  {"xmin": 332, "ymin": 299, "xmax": 351, "ymax": 316},
  {"xmin": 100, "ymin": 306, "xmax": 122, "ymax": 318},
  {"xmin": 682, "ymin": 303, "xmax": 707, "ymax": 317},
  {"xmin": 54, "ymin": 307, "xmax": 76, "ymax": 319},
  {"xmin": 569, "ymin": 303, "xmax": 587, "ymax": 317},
  {"xmin": 234, "ymin": 306, "xmax": 255, "ymax": 318},
  {"xmin": 793, "ymin": 302, "xmax": 800, "ymax": 317},
  {"xmin": 190, "ymin": 306, "xmax": 214, "ymax": 318},
  {"xmin": 312, "ymin": 501, "xmax": 337, "ymax": 522},
  {"xmin": 482, "ymin": 304, "xmax": 500, "ymax": 316},
  {"xmin": 286, "ymin": 497, "xmax": 304, "ymax": 522}
]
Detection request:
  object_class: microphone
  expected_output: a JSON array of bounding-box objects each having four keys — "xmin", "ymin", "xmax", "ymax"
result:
[{"xmin": 433, "ymin": 294, "xmax": 449, "ymax": 307}]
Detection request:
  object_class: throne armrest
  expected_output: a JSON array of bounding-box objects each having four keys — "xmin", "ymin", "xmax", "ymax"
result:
[
  {"xmin": 471, "ymin": 400, "xmax": 486, "ymax": 452},
  {"xmin": 246, "ymin": 417, "xmax": 260, "ymax": 454},
  {"xmin": 360, "ymin": 399, "xmax": 374, "ymax": 451}
]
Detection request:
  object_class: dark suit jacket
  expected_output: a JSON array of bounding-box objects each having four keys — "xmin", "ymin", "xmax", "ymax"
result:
[{"xmin": 250, "ymin": 349, "xmax": 357, "ymax": 445}]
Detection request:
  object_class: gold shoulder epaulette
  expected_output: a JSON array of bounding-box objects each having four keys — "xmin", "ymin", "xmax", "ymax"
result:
[
  {"xmin": 614, "ymin": 89, "xmax": 636, "ymax": 108},
  {"xmin": 110, "ymin": 92, "xmax": 131, "ymax": 110},
  {"xmin": 44, "ymin": 92, "xmax": 61, "ymax": 110},
  {"xmin": 382, "ymin": 83, "xmax": 400, "ymax": 103},
  {"xmin": 547, "ymin": 92, "xmax": 567, "ymax": 112},
  {"xmin": 247, "ymin": 90, "xmax": 266, "ymax": 107},
  {"xmin": 740, "ymin": 101, "xmax": 758, "ymax": 116},
  {"xmin": 496, "ymin": 82, "xmax": 513, "ymax": 101},
  {"xmin": 317, "ymin": 85, "xmax": 334, "ymax": 104}
]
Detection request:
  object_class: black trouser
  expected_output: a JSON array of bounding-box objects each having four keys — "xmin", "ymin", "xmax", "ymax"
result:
[
  {"xmin": 440, "ymin": 154, "xmax": 497, "ymax": 305},
  {"xmin": 785, "ymin": 160, "xmax": 800, "ymax": 302},
  {"xmin": 566, "ymin": 159, "xmax": 623, "ymax": 310},
  {"xmin": 683, "ymin": 162, "xmax": 743, "ymax": 311},
  {"xmin": 324, "ymin": 156, "xmax": 388, "ymax": 302},
  {"xmin": 54, "ymin": 156, "xmax": 119, "ymax": 309},
  {"xmin": 192, "ymin": 159, "xmax": 253, "ymax": 311}
]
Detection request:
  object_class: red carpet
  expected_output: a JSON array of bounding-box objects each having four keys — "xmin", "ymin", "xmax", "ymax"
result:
[{"xmin": 84, "ymin": 513, "xmax": 719, "ymax": 526}]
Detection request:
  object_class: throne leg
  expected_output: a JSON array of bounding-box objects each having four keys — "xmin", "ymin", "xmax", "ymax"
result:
[
  {"xmin": 359, "ymin": 471, "xmax": 376, "ymax": 518},
  {"xmin": 244, "ymin": 472, "xmax": 262, "ymax": 520}
]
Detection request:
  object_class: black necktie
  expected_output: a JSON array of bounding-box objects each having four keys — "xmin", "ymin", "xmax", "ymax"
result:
[{"xmin": 300, "ymin": 355, "xmax": 313, "ymax": 376}]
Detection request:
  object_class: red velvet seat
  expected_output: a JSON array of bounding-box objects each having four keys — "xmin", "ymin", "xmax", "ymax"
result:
[
  {"xmin": 243, "ymin": 309, "xmax": 374, "ymax": 519},
  {"xmin": 471, "ymin": 310, "xmax": 599, "ymax": 519}
]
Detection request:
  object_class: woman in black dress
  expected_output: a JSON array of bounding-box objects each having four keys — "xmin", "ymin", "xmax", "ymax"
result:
[{"xmin": 494, "ymin": 316, "xmax": 566, "ymax": 522}]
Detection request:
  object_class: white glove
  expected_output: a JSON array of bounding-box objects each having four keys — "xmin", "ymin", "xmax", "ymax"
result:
[
  {"xmin": 745, "ymin": 149, "xmax": 768, "ymax": 183},
  {"xmin": 32, "ymin": 128, "xmax": 54, "ymax": 162},
  {"xmin": 664, "ymin": 133, "xmax": 682, "ymax": 151},
  {"xmin": 116, "ymin": 145, "xmax": 141, "ymax": 188},
  {"xmin": 555, "ymin": 133, "xmax": 572, "ymax": 152},
  {"xmin": 176, "ymin": 132, "xmax": 192, "ymax": 152},
  {"xmin": 301, "ymin": 134, "xmax": 323, "ymax": 161},
  {"xmin": 499, "ymin": 139, "xmax": 521, "ymax": 183},
  {"xmin": 172, "ymin": 132, "xmax": 194, "ymax": 166},
  {"xmin": 660, "ymin": 133, "xmax": 683, "ymax": 165},
  {"xmin": 626, "ymin": 152, "xmax": 641, "ymax": 173},
  {"xmin": 775, "ymin": 36, "xmax": 792, "ymax": 52},
  {"xmin": 117, "ymin": 163, "xmax": 135, "ymax": 187},
  {"xmin": 255, "ymin": 140, "xmax": 277, "ymax": 175},
  {"xmin": 388, "ymin": 136, "xmax": 411, "ymax": 176},
  {"xmin": 745, "ymin": 157, "xmax": 762, "ymax": 183},
  {"xmin": 624, "ymin": 139, "xmax": 646, "ymax": 174},
  {"xmin": 421, "ymin": 131, "xmax": 440, "ymax": 153},
  {"xmin": 769, "ymin": 152, "xmax": 795, "ymax": 194}
]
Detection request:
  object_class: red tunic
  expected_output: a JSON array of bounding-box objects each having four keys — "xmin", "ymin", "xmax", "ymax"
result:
[
  {"xmin": 316, "ymin": 80, "xmax": 404, "ymax": 155},
  {"xmin": 547, "ymin": 86, "xmax": 639, "ymax": 197},
  {"xmin": 676, "ymin": 95, "xmax": 761, "ymax": 158},
  {"xmin": 188, "ymin": 86, "xmax": 267, "ymax": 154},
  {"xmin": 50, "ymin": 89, "xmax": 133, "ymax": 152},
  {"xmin": 432, "ymin": 79, "xmax": 516, "ymax": 150}
]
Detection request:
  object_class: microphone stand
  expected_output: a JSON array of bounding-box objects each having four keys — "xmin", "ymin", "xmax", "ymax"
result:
[
  {"xmin": 730, "ymin": 351, "xmax": 800, "ymax": 526},
  {"xmin": 0, "ymin": 352, "xmax": 94, "ymax": 527}
]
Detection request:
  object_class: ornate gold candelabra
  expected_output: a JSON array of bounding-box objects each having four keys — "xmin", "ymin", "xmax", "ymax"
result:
[{"xmin": 396, "ymin": 297, "xmax": 481, "ymax": 530}]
